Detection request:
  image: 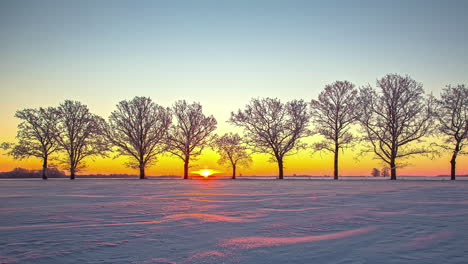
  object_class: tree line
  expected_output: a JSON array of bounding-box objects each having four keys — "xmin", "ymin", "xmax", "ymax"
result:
[{"xmin": 1, "ymin": 74, "xmax": 467, "ymax": 180}]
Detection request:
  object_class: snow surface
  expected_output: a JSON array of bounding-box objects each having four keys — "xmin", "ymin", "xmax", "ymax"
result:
[{"xmin": 1, "ymin": 179, "xmax": 467, "ymax": 264}]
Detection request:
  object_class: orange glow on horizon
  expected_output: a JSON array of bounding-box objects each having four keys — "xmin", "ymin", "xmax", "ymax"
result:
[{"xmin": 0, "ymin": 141, "xmax": 467, "ymax": 177}]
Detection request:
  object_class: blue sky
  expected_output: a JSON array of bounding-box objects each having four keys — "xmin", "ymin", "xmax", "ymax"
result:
[{"xmin": 1, "ymin": 0, "xmax": 467, "ymax": 128}]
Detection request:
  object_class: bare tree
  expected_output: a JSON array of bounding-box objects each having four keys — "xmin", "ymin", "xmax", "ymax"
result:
[
  {"xmin": 310, "ymin": 81, "xmax": 359, "ymax": 180},
  {"xmin": 103, "ymin": 97, "xmax": 172, "ymax": 179},
  {"xmin": 55, "ymin": 100, "xmax": 108, "ymax": 179},
  {"xmin": 213, "ymin": 133, "xmax": 252, "ymax": 179},
  {"xmin": 434, "ymin": 85, "xmax": 468, "ymax": 180},
  {"xmin": 381, "ymin": 166, "xmax": 390, "ymax": 177},
  {"xmin": 2, "ymin": 107, "xmax": 60, "ymax": 180},
  {"xmin": 104, "ymin": 97, "xmax": 171, "ymax": 179},
  {"xmin": 371, "ymin": 168, "xmax": 380, "ymax": 177},
  {"xmin": 167, "ymin": 100, "xmax": 217, "ymax": 179},
  {"xmin": 358, "ymin": 74, "xmax": 435, "ymax": 180},
  {"xmin": 230, "ymin": 98, "xmax": 311, "ymax": 179}
]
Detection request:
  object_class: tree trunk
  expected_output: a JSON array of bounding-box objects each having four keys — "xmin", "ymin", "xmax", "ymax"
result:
[
  {"xmin": 390, "ymin": 159, "xmax": 396, "ymax": 180},
  {"xmin": 42, "ymin": 157, "xmax": 48, "ymax": 180},
  {"xmin": 333, "ymin": 143, "xmax": 339, "ymax": 180},
  {"xmin": 450, "ymin": 158, "xmax": 456, "ymax": 180},
  {"xmin": 70, "ymin": 167, "xmax": 75, "ymax": 180},
  {"xmin": 183, "ymin": 160, "xmax": 189, "ymax": 179},
  {"xmin": 232, "ymin": 164, "xmax": 236, "ymax": 179},
  {"xmin": 278, "ymin": 158, "xmax": 284, "ymax": 179},
  {"xmin": 450, "ymin": 144, "xmax": 459, "ymax": 180},
  {"xmin": 139, "ymin": 164, "xmax": 145, "ymax": 179}
]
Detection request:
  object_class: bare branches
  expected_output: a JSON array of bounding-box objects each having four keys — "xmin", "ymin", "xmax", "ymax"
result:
[
  {"xmin": 434, "ymin": 84, "xmax": 468, "ymax": 179},
  {"xmin": 230, "ymin": 98, "xmax": 311, "ymax": 179},
  {"xmin": 358, "ymin": 74, "xmax": 435, "ymax": 179},
  {"xmin": 0, "ymin": 142, "xmax": 11, "ymax": 151},
  {"xmin": 213, "ymin": 133, "xmax": 252, "ymax": 179},
  {"xmin": 167, "ymin": 100, "xmax": 217, "ymax": 179},
  {"xmin": 55, "ymin": 100, "xmax": 108, "ymax": 179},
  {"xmin": 2, "ymin": 76, "xmax": 454, "ymax": 179},
  {"xmin": 3, "ymin": 107, "xmax": 60, "ymax": 179},
  {"xmin": 104, "ymin": 97, "xmax": 172, "ymax": 179},
  {"xmin": 310, "ymin": 80, "xmax": 359, "ymax": 179}
]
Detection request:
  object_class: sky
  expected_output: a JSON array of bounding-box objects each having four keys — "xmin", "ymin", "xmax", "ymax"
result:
[{"xmin": 0, "ymin": 0, "xmax": 467, "ymax": 176}]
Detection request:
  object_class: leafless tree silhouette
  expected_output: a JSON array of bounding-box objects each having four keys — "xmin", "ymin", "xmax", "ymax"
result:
[
  {"xmin": 381, "ymin": 166, "xmax": 390, "ymax": 177},
  {"xmin": 230, "ymin": 98, "xmax": 311, "ymax": 179},
  {"xmin": 359, "ymin": 74, "xmax": 435, "ymax": 180},
  {"xmin": 2, "ymin": 107, "xmax": 60, "ymax": 180},
  {"xmin": 167, "ymin": 100, "xmax": 217, "ymax": 179},
  {"xmin": 213, "ymin": 133, "xmax": 252, "ymax": 179},
  {"xmin": 371, "ymin": 168, "xmax": 380, "ymax": 177},
  {"xmin": 434, "ymin": 85, "xmax": 468, "ymax": 180},
  {"xmin": 55, "ymin": 100, "xmax": 108, "ymax": 179},
  {"xmin": 104, "ymin": 97, "xmax": 172, "ymax": 179},
  {"xmin": 310, "ymin": 81, "xmax": 359, "ymax": 180}
]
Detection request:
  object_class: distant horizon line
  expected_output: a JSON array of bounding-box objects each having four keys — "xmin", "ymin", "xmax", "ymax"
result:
[{"xmin": 1, "ymin": 172, "xmax": 467, "ymax": 178}]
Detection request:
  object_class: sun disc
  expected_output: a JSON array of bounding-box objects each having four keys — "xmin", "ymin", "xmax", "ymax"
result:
[{"xmin": 200, "ymin": 169, "xmax": 212, "ymax": 177}]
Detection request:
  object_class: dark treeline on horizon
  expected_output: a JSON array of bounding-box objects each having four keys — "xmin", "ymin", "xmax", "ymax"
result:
[{"xmin": 1, "ymin": 74, "xmax": 467, "ymax": 181}]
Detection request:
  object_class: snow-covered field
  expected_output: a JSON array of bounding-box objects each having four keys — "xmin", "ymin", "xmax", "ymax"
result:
[{"xmin": 1, "ymin": 179, "xmax": 467, "ymax": 264}]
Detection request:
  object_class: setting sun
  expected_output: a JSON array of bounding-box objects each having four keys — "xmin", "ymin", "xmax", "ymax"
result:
[
  {"xmin": 192, "ymin": 169, "xmax": 219, "ymax": 178},
  {"xmin": 200, "ymin": 170, "xmax": 212, "ymax": 177}
]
